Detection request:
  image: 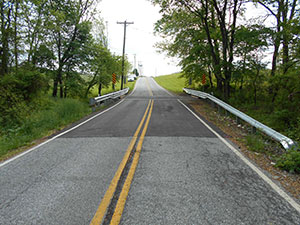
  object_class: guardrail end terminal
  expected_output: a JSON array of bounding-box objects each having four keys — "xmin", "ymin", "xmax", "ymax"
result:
[{"xmin": 281, "ymin": 140, "xmax": 299, "ymax": 150}]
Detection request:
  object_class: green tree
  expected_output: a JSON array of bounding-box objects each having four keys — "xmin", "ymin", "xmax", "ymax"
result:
[
  {"xmin": 45, "ymin": 0, "xmax": 97, "ymax": 97},
  {"xmin": 153, "ymin": 0, "xmax": 244, "ymax": 99},
  {"xmin": 0, "ymin": 0, "xmax": 13, "ymax": 76},
  {"xmin": 85, "ymin": 41, "xmax": 113, "ymax": 97}
]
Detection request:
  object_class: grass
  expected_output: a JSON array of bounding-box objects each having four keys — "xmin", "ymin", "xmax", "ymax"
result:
[
  {"xmin": 0, "ymin": 98, "xmax": 91, "ymax": 161},
  {"xmin": 154, "ymin": 73, "xmax": 187, "ymax": 94},
  {"xmin": 90, "ymin": 79, "xmax": 136, "ymax": 97},
  {"xmin": 154, "ymin": 72, "xmax": 300, "ymax": 174},
  {"xmin": 245, "ymin": 134, "xmax": 266, "ymax": 153},
  {"xmin": 0, "ymin": 80, "xmax": 137, "ymax": 161}
]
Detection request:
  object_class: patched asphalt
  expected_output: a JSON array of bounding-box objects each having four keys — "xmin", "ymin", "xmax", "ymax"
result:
[
  {"xmin": 0, "ymin": 77, "xmax": 299, "ymax": 224},
  {"xmin": 120, "ymin": 78, "xmax": 300, "ymax": 224},
  {"xmin": 120, "ymin": 137, "xmax": 300, "ymax": 224},
  {"xmin": 0, "ymin": 137, "xmax": 131, "ymax": 224}
]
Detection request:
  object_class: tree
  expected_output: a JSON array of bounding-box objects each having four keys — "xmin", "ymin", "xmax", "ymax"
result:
[
  {"xmin": 0, "ymin": 0, "xmax": 13, "ymax": 76},
  {"xmin": 233, "ymin": 24, "xmax": 269, "ymax": 91},
  {"xmin": 85, "ymin": 41, "xmax": 113, "ymax": 97},
  {"xmin": 0, "ymin": 0, "xmax": 127, "ymax": 100},
  {"xmin": 45, "ymin": 0, "xmax": 98, "ymax": 97},
  {"xmin": 153, "ymin": 0, "xmax": 244, "ymax": 99},
  {"xmin": 255, "ymin": 0, "xmax": 299, "ymax": 75}
]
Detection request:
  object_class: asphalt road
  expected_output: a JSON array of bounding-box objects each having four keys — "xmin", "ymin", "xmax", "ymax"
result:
[{"xmin": 0, "ymin": 77, "xmax": 299, "ymax": 224}]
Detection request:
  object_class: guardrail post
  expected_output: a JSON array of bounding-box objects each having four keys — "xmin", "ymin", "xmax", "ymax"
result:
[
  {"xmin": 182, "ymin": 87, "xmax": 297, "ymax": 150},
  {"xmin": 225, "ymin": 110, "xmax": 229, "ymax": 117},
  {"xmin": 210, "ymin": 99, "xmax": 214, "ymax": 108},
  {"xmin": 236, "ymin": 116, "xmax": 241, "ymax": 125}
]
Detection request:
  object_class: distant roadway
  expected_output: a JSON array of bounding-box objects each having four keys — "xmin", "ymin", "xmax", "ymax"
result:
[{"xmin": 0, "ymin": 77, "xmax": 299, "ymax": 224}]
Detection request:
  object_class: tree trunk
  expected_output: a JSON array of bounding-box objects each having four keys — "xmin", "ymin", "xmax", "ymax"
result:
[
  {"xmin": 52, "ymin": 65, "xmax": 62, "ymax": 97},
  {"xmin": 224, "ymin": 80, "xmax": 230, "ymax": 100},
  {"xmin": 239, "ymin": 76, "xmax": 243, "ymax": 90},
  {"xmin": 14, "ymin": 0, "xmax": 19, "ymax": 72},
  {"xmin": 52, "ymin": 78, "xmax": 58, "ymax": 97},
  {"xmin": 1, "ymin": 3, "xmax": 10, "ymax": 76},
  {"xmin": 85, "ymin": 74, "xmax": 97, "ymax": 97},
  {"xmin": 64, "ymin": 86, "xmax": 67, "ymax": 98},
  {"xmin": 216, "ymin": 77, "xmax": 223, "ymax": 94},
  {"xmin": 98, "ymin": 83, "xmax": 102, "ymax": 96},
  {"xmin": 282, "ymin": 37, "xmax": 289, "ymax": 74},
  {"xmin": 59, "ymin": 77, "xmax": 63, "ymax": 98},
  {"xmin": 254, "ymin": 69, "xmax": 260, "ymax": 105}
]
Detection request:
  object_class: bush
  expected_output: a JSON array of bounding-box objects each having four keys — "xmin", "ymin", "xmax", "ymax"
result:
[
  {"xmin": 245, "ymin": 134, "xmax": 266, "ymax": 153},
  {"xmin": 0, "ymin": 97, "xmax": 91, "ymax": 158},
  {"xmin": 0, "ymin": 79, "xmax": 29, "ymax": 128},
  {"xmin": 0, "ymin": 69, "xmax": 48, "ymax": 128},
  {"xmin": 276, "ymin": 150, "xmax": 300, "ymax": 174}
]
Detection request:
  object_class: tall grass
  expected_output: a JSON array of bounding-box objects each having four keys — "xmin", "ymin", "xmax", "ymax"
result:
[
  {"xmin": 0, "ymin": 98, "xmax": 91, "ymax": 160},
  {"xmin": 1, "ymin": 79, "xmax": 137, "ymax": 161}
]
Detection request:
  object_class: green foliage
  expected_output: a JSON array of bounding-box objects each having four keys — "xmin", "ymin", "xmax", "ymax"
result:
[
  {"xmin": 285, "ymin": 117, "xmax": 300, "ymax": 142},
  {"xmin": 0, "ymin": 83, "xmax": 28, "ymax": 128},
  {"xmin": 1, "ymin": 0, "xmax": 127, "ymax": 99},
  {"xmin": 245, "ymin": 135, "xmax": 266, "ymax": 153},
  {"xmin": 276, "ymin": 150, "xmax": 300, "ymax": 174},
  {"xmin": 133, "ymin": 68, "xmax": 139, "ymax": 76},
  {"xmin": 0, "ymin": 97, "xmax": 91, "ymax": 159},
  {"xmin": 0, "ymin": 69, "xmax": 48, "ymax": 128},
  {"xmin": 0, "ymin": 0, "xmax": 130, "ymax": 159},
  {"xmin": 152, "ymin": 0, "xmax": 300, "ymax": 137}
]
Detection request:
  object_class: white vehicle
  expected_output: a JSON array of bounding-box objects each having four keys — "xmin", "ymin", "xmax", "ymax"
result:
[{"xmin": 128, "ymin": 74, "xmax": 136, "ymax": 82}]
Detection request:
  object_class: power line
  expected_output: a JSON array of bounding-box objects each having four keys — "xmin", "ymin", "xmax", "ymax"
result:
[{"xmin": 117, "ymin": 20, "xmax": 134, "ymax": 90}]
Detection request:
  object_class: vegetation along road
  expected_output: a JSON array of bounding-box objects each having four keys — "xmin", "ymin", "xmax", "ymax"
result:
[{"xmin": 1, "ymin": 77, "xmax": 299, "ymax": 224}]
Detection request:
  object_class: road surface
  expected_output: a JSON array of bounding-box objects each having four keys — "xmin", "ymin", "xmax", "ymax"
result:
[{"xmin": 0, "ymin": 77, "xmax": 299, "ymax": 224}]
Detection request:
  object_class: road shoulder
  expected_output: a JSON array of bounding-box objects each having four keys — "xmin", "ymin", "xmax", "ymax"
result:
[{"xmin": 181, "ymin": 95, "xmax": 300, "ymax": 201}]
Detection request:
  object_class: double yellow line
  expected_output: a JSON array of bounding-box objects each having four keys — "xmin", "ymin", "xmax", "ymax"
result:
[{"xmin": 90, "ymin": 99, "xmax": 154, "ymax": 225}]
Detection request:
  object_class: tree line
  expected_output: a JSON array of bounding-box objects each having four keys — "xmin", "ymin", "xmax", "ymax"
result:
[
  {"xmin": 0, "ymin": 0, "xmax": 130, "ymax": 99},
  {"xmin": 152, "ymin": 0, "xmax": 300, "ymax": 141},
  {"xmin": 151, "ymin": 0, "xmax": 300, "ymax": 102}
]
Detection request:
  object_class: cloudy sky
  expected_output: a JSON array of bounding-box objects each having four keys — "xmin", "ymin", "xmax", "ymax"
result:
[{"xmin": 97, "ymin": 0, "xmax": 181, "ymax": 76}]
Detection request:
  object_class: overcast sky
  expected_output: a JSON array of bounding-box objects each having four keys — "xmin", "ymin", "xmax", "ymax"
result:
[{"xmin": 97, "ymin": 0, "xmax": 181, "ymax": 77}]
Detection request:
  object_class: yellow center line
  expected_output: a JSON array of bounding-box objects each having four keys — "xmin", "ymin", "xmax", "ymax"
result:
[
  {"xmin": 90, "ymin": 99, "xmax": 152, "ymax": 225},
  {"xmin": 146, "ymin": 78, "xmax": 153, "ymax": 96},
  {"xmin": 110, "ymin": 100, "xmax": 154, "ymax": 225}
]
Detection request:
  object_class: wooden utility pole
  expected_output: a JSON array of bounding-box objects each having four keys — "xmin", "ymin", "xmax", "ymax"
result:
[{"xmin": 117, "ymin": 20, "xmax": 134, "ymax": 90}]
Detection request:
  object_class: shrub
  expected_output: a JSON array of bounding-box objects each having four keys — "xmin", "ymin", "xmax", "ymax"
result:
[
  {"xmin": 0, "ymin": 69, "xmax": 48, "ymax": 128},
  {"xmin": 245, "ymin": 134, "xmax": 266, "ymax": 153},
  {"xmin": 276, "ymin": 150, "xmax": 300, "ymax": 174},
  {"xmin": 0, "ymin": 97, "xmax": 90, "ymax": 158}
]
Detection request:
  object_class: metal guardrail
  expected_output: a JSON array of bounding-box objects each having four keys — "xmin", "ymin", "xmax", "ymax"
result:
[
  {"xmin": 89, "ymin": 87, "xmax": 129, "ymax": 107},
  {"xmin": 183, "ymin": 88, "xmax": 297, "ymax": 150}
]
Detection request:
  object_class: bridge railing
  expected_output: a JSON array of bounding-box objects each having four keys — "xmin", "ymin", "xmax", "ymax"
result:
[
  {"xmin": 89, "ymin": 87, "xmax": 129, "ymax": 109},
  {"xmin": 183, "ymin": 88, "xmax": 297, "ymax": 150}
]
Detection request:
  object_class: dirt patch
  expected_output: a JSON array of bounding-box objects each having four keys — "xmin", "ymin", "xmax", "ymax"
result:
[{"xmin": 187, "ymin": 98, "xmax": 300, "ymax": 200}]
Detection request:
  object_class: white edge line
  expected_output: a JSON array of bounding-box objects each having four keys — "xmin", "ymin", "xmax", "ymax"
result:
[
  {"xmin": 0, "ymin": 99, "xmax": 126, "ymax": 168},
  {"xmin": 177, "ymin": 99, "xmax": 300, "ymax": 213}
]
